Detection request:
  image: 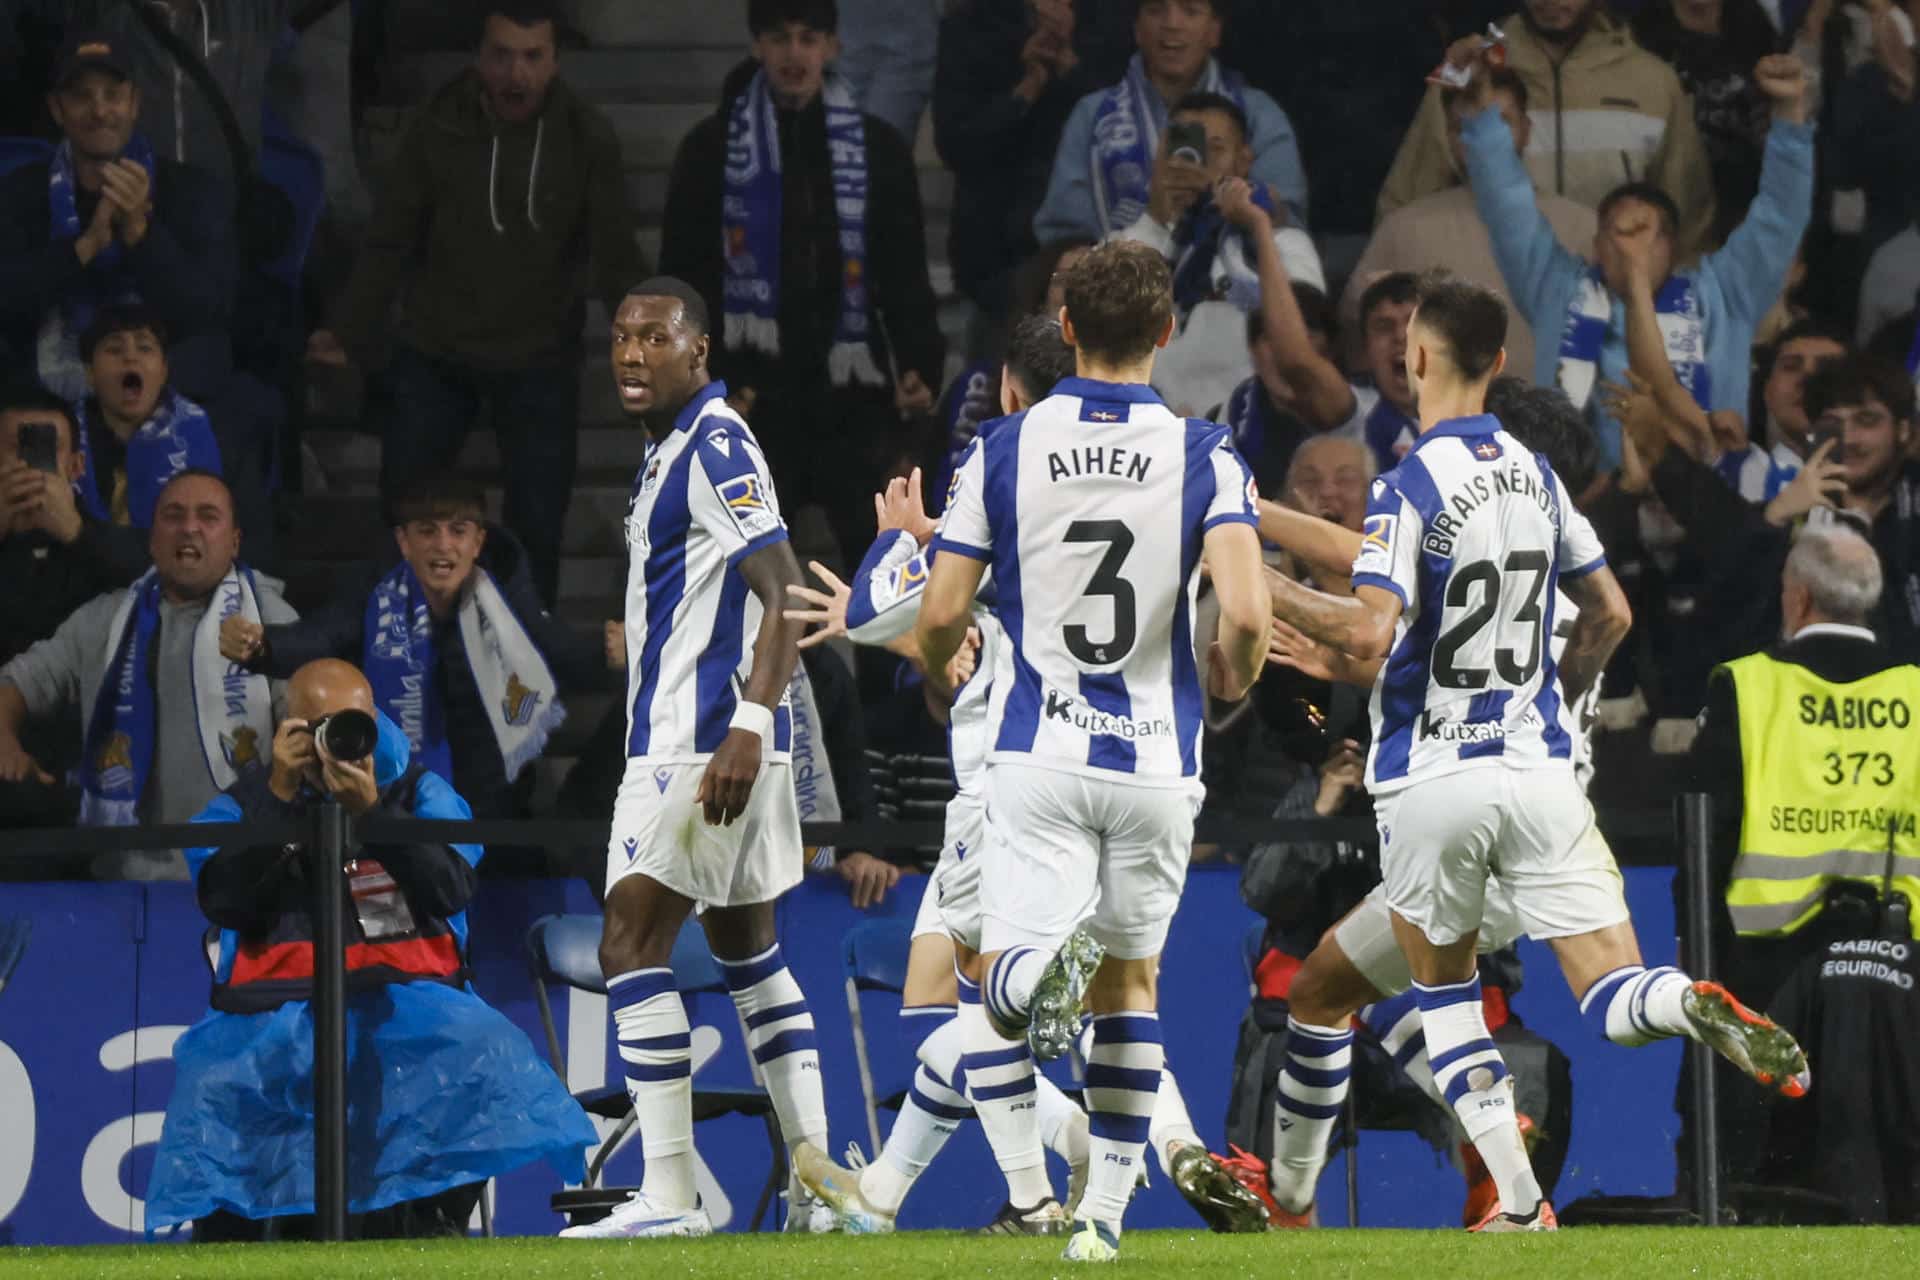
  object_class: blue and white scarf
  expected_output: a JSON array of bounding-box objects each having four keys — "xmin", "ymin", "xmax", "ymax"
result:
[
  {"xmin": 1362, "ymin": 390, "xmax": 1418, "ymax": 473},
  {"xmin": 932, "ymin": 362, "xmax": 999, "ymax": 515},
  {"xmin": 1224, "ymin": 375, "xmax": 1270, "ymax": 471},
  {"xmin": 364, "ymin": 561, "xmax": 564, "ymax": 784},
  {"xmin": 787, "ymin": 661, "xmax": 842, "ymax": 871},
  {"xmin": 1556, "ymin": 268, "xmax": 1708, "ymax": 412},
  {"xmin": 1172, "ymin": 184, "xmax": 1275, "ymax": 314},
  {"xmin": 722, "ymin": 68, "xmax": 884, "ymax": 387},
  {"xmin": 1090, "ymin": 54, "xmax": 1246, "ymax": 234},
  {"xmin": 80, "ymin": 567, "xmax": 272, "ymax": 827},
  {"xmin": 47, "ymin": 134, "xmax": 157, "ymax": 337},
  {"xmin": 73, "ymin": 389, "xmax": 218, "ymax": 528}
]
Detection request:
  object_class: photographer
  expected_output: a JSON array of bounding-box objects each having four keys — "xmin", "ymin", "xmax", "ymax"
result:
[{"xmin": 145, "ymin": 658, "xmax": 594, "ymax": 1240}]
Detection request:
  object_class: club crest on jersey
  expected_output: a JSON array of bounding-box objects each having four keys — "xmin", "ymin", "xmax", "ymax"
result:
[{"xmin": 1472, "ymin": 438, "xmax": 1503, "ymax": 461}]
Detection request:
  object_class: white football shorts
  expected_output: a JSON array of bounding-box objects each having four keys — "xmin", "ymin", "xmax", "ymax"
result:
[
  {"xmin": 978, "ymin": 762, "xmax": 1201, "ymax": 961},
  {"xmin": 1333, "ymin": 880, "xmax": 1530, "ymax": 998},
  {"xmin": 1373, "ymin": 765, "xmax": 1629, "ymax": 949},
  {"xmin": 604, "ymin": 756, "xmax": 803, "ymax": 909},
  {"xmin": 912, "ymin": 792, "xmax": 987, "ymax": 950}
]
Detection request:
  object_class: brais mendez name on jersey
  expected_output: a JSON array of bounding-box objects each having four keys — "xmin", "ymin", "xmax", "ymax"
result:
[{"xmin": 1418, "ymin": 457, "xmax": 1559, "ymax": 558}]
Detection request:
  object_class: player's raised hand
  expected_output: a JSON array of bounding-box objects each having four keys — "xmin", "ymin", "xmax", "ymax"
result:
[
  {"xmin": 876, "ymin": 468, "xmax": 937, "ymax": 544},
  {"xmin": 783, "ymin": 560, "xmax": 851, "ymax": 648},
  {"xmin": 697, "ymin": 724, "xmax": 762, "ymax": 826},
  {"xmin": 1267, "ymin": 617, "xmax": 1339, "ymax": 683}
]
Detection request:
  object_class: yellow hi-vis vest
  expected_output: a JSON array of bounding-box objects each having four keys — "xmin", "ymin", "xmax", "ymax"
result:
[{"xmin": 1723, "ymin": 651, "xmax": 1920, "ymax": 939}]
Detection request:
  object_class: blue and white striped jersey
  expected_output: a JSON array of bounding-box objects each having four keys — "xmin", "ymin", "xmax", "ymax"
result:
[
  {"xmin": 1351, "ymin": 414, "xmax": 1606, "ymax": 794},
  {"xmin": 622, "ymin": 382, "xmax": 792, "ymax": 761},
  {"xmin": 934, "ymin": 377, "xmax": 1259, "ymax": 784}
]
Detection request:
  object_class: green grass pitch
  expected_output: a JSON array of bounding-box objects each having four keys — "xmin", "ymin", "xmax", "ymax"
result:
[{"xmin": 5, "ymin": 1227, "xmax": 1914, "ymax": 1279}]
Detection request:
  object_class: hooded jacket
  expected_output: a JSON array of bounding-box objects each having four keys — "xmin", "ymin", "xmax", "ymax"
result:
[
  {"xmin": 331, "ymin": 69, "xmax": 643, "ymax": 371},
  {"xmin": 188, "ymin": 708, "xmax": 483, "ymax": 1014},
  {"xmin": 1377, "ymin": 8, "xmax": 1716, "ymax": 254}
]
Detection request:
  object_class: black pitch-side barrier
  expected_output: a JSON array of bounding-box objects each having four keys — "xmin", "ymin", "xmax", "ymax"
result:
[{"xmin": 0, "ymin": 801, "xmax": 1711, "ymax": 1240}]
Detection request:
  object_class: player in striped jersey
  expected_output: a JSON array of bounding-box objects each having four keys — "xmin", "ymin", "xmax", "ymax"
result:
[
  {"xmin": 1263, "ymin": 276, "xmax": 1809, "ymax": 1232},
  {"xmin": 562, "ymin": 278, "xmax": 833, "ymax": 1240},
  {"xmin": 916, "ymin": 242, "xmax": 1270, "ymax": 1262},
  {"xmin": 784, "ymin": 318, "xmax": 1270, "ymax": 1235}
]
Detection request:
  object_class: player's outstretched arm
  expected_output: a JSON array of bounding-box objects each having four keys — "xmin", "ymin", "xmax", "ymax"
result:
[
  {"xmin": 1556, "ymin": 563, "xmax": 1632, "ymax": 705},
  {"xmin": 697, "ymin": 540, "xmax": 808, "ymax": 827},
  {"xmin": 1267, "ymin": 573, "xmax": 1401, "ymax": 662},
  {"xmin": 1204, "ymin": 521, "xmax": 1271, "ymax": 702},
  {"xmin": 1257, "ymin": 499, "xmax": 1365, "ymax": 581},
  {"xmin": 1267, "ymin": 609, "xmax": 1383, "ymax": 688},
  {"xmin": 915, "ymin": 549, "xmax": 987, "ymax": 687}
]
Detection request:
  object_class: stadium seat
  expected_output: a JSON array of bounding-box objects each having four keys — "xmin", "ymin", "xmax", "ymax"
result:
[
  {"xmin": 841, "ymin": 917, "xmax": 915, "ymax": 1156},
  {"xmin": 525, "ymin": 913, "xmax": 788, "ymax": 1231},
  {"xmin": 0, "ymin": 137, "xmax": 51, "ymax": 181}
]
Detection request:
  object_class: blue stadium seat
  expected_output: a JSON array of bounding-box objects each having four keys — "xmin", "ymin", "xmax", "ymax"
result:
[
  {"xmin": 525, "ymin": 913, "xmax": 787, "ymax": 1231},
  {"xmin": 0, "ymin": 137, "xmax": 52, "ymax": 181},
  {"xmin": 257, "ymin": 106, "xmax": 325, "ymax": 290},
  {"xmin": 841, "ymin": 917, "xmax": 916, "ymax": 1158}
]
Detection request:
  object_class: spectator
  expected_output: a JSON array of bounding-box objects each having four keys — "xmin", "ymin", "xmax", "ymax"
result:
[
  {"xmin": 71, "ymin": 302, "xmax": 220, "ymax": 531},
  {"xmin": 0, "ymin": 1, "xmax": 310, "ymax": 186},
  {"xmin": 145, "ymin": 659, "xmax": 595, "ymax": 1239},
  {"xmin": 1211, "ymin": 285, "xmax": 1338, "ymax": 495},
  {"xmin": 1717, "ymin": 318, "xmax": 1849, "ymax": 502},
  {"xmin": 1631, "ymin": 353, "xmax": 1920, "ymax": 662},
  {"xmin": 932, "ymin": 0, "xmax": 1132, "ymax": 330},
  {"xmin": 659, "ymin": 0, "xmax": 944, "ymax": 569},
  {"xmin": 311, "ymin": 0, "xmax": 643, "ymax": 607},
  {"xmin": 1631, "ymin": 0, "xmax": 1780, "ymax": 247},
  {"xmin": 836, "ymin": 0, "xmax": 940, "ymax": 144},
  {"xmin": 0, "ymin": 31, "xmax": 233, "ymax": 404},
  {"xmin": 1857, "ymin": 220, "xmax": 1920, "ymax": 348},
  {"xmin": 1031, "ymin": 0, "xmax": 1308, "ymax": 246},
  {"xmin": 1826, "ymin": 2, "xmax": 1920, "ymax": 258},
  {"xmin": 1378, "ymin": 1, "xmax": 1716, "ymax": 255},
  {"xmin": 1256, "ymin": 260, "xmax": 1421, "ymax": 475},
  {"xmin": 0, "ymin": 382, "xmax": 149, "ymax": 667},
  {"xmin": 1459, "ymin": 46, "xmax": 1814, "ymax": 465},
  {"xmin": 219, "ymin": 473, "xmax": 604, "ymax": 832},
  {"xmin": 0, "ymin": 471, "xmax": 293, "ymax": 876},
  {"xmin": 1339, "ymin": 68, "xmax": 1596, "ymax": 382}
]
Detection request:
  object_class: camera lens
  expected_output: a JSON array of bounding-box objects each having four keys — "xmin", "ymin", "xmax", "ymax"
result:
[{"xmin": 315, "ymin": 709, "xmax": 377, "ymax": 761}]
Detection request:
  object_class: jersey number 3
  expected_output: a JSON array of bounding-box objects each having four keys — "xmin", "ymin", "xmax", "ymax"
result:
[
  {"xmin": 1063, "ymin": 519, "xmax": 1137, "ymax": 665},
  {"xmin": 1434, "ymin": 550, "xmax": 1549, "ymax": 689}
]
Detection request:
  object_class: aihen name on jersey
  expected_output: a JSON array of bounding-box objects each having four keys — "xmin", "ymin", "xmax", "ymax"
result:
[
  {"xmin": 1421, "ymin": 458, "xmax": 1559, "ymax": 558},
  {"xmin": 1043, "ymin": 686, "xmax": 1174, "ymax": 739},
  {"xmin": 1047, "ymin": 443, "xmax": 1153, "ymax": 484},
  {"xmin": 1768, "ymin": 804, "xmax": 1918, "ymax": 837}
]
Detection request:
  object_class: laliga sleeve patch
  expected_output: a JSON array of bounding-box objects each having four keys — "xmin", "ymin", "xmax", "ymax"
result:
[
  {"xmin": 1355, "ymin": 511, "xmax": 1396, "ymax": 575},
  {"xmin": 717, "ymin": 473, "xmax": 781, "ymax": 542}
]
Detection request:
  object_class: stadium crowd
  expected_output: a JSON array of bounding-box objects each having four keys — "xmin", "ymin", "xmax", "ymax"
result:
[{"xmin": 2, "ymin": 0, "xmax": 1918, "ymax": 1239}]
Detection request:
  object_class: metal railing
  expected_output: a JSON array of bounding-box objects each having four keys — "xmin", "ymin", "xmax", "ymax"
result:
[{"xmin": 0, "ymin": 800, "xmax": 1708, "ymax": 1238}]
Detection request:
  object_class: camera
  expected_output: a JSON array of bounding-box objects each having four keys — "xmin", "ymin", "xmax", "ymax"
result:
[
  {"xmin": 1166, "ymin": 119, "xmax": 1208, "ymax": 167},
  {"xmin": 311, "ymin": 709, "xmax": 377, "ymax": 761}
]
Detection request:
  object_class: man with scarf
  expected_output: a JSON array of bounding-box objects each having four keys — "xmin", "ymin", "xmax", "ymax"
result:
[
  {"xmin": 0, "ymin": 31, "xmax": 232, "ymax": 403},
  {"xmin": 1032, "ymin": 0, "xmax": 1306, "ymax": 248},
  {"xmin": 1457, "ymin": 39, "xmax": 1813, "ymax": 467},
  {"xmin": 0, "ymin": 470, "xmax": 292, "ymax": 875},
  {"xmin": 146, "ymin": 658, "xmax": 596, "ymax": 1239},
  {"xmin": 219, "ymin": 474, "xmax": 605, "ymax": 846},
  {"xmin": 660, "ymin": 0, "xmax": 944, "ymax": 571}
]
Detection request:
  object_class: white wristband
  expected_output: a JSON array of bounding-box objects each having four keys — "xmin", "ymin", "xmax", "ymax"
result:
[{"xmin": 729, "ymin": 700, "xmax": 775, "ymax": 741}]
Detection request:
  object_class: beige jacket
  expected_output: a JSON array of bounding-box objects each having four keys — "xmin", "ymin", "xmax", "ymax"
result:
[
  {"xmin": 1377, "ymin": 10, "xmax": 1714, "ymax": 254},
  {"xmin": 1340, "ymin": 186, "xmax": 1598, "ymax": 377}
]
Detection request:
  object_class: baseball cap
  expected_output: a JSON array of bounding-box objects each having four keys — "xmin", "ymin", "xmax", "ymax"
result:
[{"xmin": 53, "ymin": 32, "xmax": 134, "ymax": 89}]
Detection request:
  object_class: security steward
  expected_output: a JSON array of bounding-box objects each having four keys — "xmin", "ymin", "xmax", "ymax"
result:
[{"xmin": 1688, "ymin": 522, "xmax": 1920, "ymax": 1197}]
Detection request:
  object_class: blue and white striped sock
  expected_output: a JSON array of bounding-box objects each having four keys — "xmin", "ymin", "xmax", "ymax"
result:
[
  {"xmin": 983, "ymin": 945, "xmax": 1050, "ymax": 1033},
  {"xmin": 720, "ymin": 943, "xmax": 827, "ymax": 1151},
  {"xmin": 1580, "ymin": 964, "xmax": 1693, "ymax": 1048},
  {"xmin": 608, "ymin": 966, "xmax": 697, "ymax": 1209},
  {"xmin": 1362, "ymin": 989, "xmax": 1445, "ymax": 1111},
  {"xmin": 861, "ymin": 1003, "xmax": 970, "ymax": 1215},
  {"xmin": 1267, "ymin": 1016, "xmax": 1353, "ymax": 1214},
  {"xmin": 1416, "ymin": 975, "xmax": 1540, "ymax": 1213},
  {"xmin": 958, "ymin": 992, "xmax": 1051, "ymax": 1207},
  {"xmin": 1080, "ymin": 1012, "xmax": 1164, "ymax": 1231}
]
